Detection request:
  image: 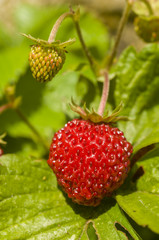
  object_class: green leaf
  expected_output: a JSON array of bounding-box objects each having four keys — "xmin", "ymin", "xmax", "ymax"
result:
[
  {"xmin": 133, "ymin": 147, "xmax": 159, "ymax": 194},
  {"xmin": 0, "ymin": 154, "xmax": 140, "ymax": 240},
  {"xmin": 80, "ymin": 230, "xmax": 89, "ymax": 240},
  {"xmin": 113, "ymin": 45, "xmax": 159, "ymax": 233},
  {"xmin": 93, "ymin": 202, "xmax": 141, "ymax": 240},
  {"xmin": 87, "ymin": 222, "xmax": 98, "ymax": 240},
  {"xmin": 0, "ymin": 3, "xmax": 109, "ymax": 155},
  {"xmin": 116, "ymin": 147, "xmax": 159, "ymax": 234},
  {"xmin": 0, "ymin": 44, "xmax": 28, "ymax": 97},
  {"xmin": 113, "ymin": 44, "xmax": 159, "ymax": 152},
  {"xmin": 116, "ymin": 192, "xmax": 159, "ymax": 234},
  {"xmin": 133, "ymin": 128, "xmax": 159, "ymax": 154},
  {"xmin": 0, "ymin": 70, "xmax": 79, "ymax": 155}
]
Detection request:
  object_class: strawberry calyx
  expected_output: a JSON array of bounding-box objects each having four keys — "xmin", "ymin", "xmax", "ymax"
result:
[
  {"xmin": 70, "ymin": 98, "xmax": 129, "ymax": 124},
  {"xmin": 0, "ymin": 133, "xmax": 7, "ymax": 145},
  {"xmin": 21, "ymin": 33, "xmax": 76, "ymax": 49}
]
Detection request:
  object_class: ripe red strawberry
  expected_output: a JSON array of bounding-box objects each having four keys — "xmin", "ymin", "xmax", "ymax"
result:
[
  {"xmin": 48, "ymin": 119, "xmax": 133, "ymax": 206},
  {"xmin": 29, "ymin": 45, "xmax": 65, "ymax": 83}
]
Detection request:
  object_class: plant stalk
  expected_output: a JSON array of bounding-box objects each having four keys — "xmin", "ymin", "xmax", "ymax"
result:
[
  {"xmin": 140, "ymin": 0, "xmax": 154, "ymax": 15},
  {"xmin": 15, "ymin": 108, "xmax": 49, "ymax": 151},
  {"xmin": 98, "ymin": 71, "xmax": 110, "ymax": 116},
  {"xmin": 0, "ymin": 103, "xmax": 12, "ymax": 114},
  {"xmin": 73, "ymin": 20, "xmax": 97, "ymax": 75},
  {"xmin": 49, "ymin": 8, "xmax": 97, "ymax": 76},
  {"xmin": 107, "ymin": 0, "xmax": 133, "ymax": 70},
  {"xmin": 48, "ymin": 12, "xmax": 73, "ymax": 43},
  {"xmin": 98, "ymin": 1, "xmax": 133, "ymax": 116}
]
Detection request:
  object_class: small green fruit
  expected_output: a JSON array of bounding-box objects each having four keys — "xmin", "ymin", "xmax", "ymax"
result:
[{"xmin": 29, "ymin": 45, "xmax": 66, "ymax": 83}]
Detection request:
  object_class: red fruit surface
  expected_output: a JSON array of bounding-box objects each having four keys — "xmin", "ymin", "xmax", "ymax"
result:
[
  {"xmin": 48, "ymin": 119, "xmax": 133, "ymax": 206},
  {"xmin": 0, "ymin": 148, "xmax": 3, "ymax": 156}
]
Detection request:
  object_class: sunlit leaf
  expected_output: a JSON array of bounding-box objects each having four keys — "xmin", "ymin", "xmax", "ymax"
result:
[
  {"xmin": 113, "ymin": 44, "xmax": 159, "ymax": 151},
  {"xmin": 0, "ymin": 154, "xmax": 140, "ymax": 240}
]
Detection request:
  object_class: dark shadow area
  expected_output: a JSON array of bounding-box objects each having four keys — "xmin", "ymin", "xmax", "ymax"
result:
[
  {"xmin": 71, "ymin": 48, "xmax": 85, "ymax": 59},
  {"xmin": 115, "ymin": 222, "xmax": 135, "ymax": 240},
  {"xmin": 4, "ymin": 135, "xmax": 37, "ymax": 154},
  {"xmin": 108, "ymin": 76, "xmax": 116, "ymax": 109},
  {"xmin": 16, "ymin": 67, "xmax": 45, "ymax": 114},
  {"xmin": 0, "ymin": 67, "xmax": 45, "ymax": 134},
  {"xmin": 76, "ymin": 74, "xmax": 96, "ymax": 107},
  {"xmin": 131, "ymin": 144, "xmax": 155, "ymax": 168},
  {"xmin": 71, "ymin": 45, "xmax": 104, "ymax": 62},
  {"xmin": 57, "ymin": 184, "xmax": 116, "ymax": 220},
  {"xmin": 64, "ymin": 73, "xmax": 97, "ymax": 123},
  {"xmin": 132, "ymin": 166, "xmax": 144, "ymax": 183},
  {"xmin": 87, "ymin": 221, "xmax": 98, "ymax": 240},
  {"xmin": 125, "ymin": 212, "xmax": 159, "ymax": 240},
  {"xmin": 114, "ymin": 171, "xmax": 140, "ymax": 198},
  {"xmin": 4, "ymin": 134, "xmax": 49, "ymax": 158}
]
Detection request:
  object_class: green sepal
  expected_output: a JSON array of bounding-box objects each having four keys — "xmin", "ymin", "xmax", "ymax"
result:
[
  {"xmin": 69, "ymin": 98, "xmax": 130, "ymax": 124},
  {"xmin": 72, "ymin": 6, "xmax": 80, "ymax": 22},
  {"xmin": 21, "ymin": 33, "xmax": 76, "ymax": 48},
  {"xmin": 5, "ymin": 84, "xmax": 22, "ymax": 109},
  {"xmin": 134, "ymin": 15, "xmax": 159, "ymax": 42},
  {"xmin": 0, "ymin": 133, "xmax": 7, "ymax": 145}
]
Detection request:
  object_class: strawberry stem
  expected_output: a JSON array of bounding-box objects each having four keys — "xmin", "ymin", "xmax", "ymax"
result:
[
  {"xmin": 140, "ymin": 0, "xmax": 154, "ymax": 15},
  {"xmin": 74, "ymin": 20, "xmax": 97, "ymax": 76},
  {"xmin": 98, "ymin": 1, "xmax": 133, "ymax": 116},
  {"xmin": 48, "ymin": 7, "xmax": 98, "ymax": 76},
  {"xmin": 70, "ymin": 7, "xmax": 98, "ymax": 76},
  {"xmin": 48, "ymin": 12, "xmax": 73, "ymax": 43},
  {"xmin": 98, "ymin": 71, "xmax": 109, "ymax": 116},
  {"xmin": 107, "ymin": 0, "xmax": 133, "ymax": 69},
  {"xmin": 0, "ymin": 103, "xmax": 13, "ymax": 114}
]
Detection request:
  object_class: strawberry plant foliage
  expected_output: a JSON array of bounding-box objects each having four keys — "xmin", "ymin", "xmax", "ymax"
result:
[
  {"xmin": 113, "ymin": 43, "xmax": 159, "ymax": 153},
  {"xmin": 1, "ymin": 1, "xmax": 159, "ymax": 240},
  {"xmin": 115, "ymin": 148, "xmax": 159, "ymax": 235},
  {"xmin": 1, "ymin": 43, "xmax": 159, "ymax": 238},
  {"xmin": 0, "ymin": 4, "xmax": 107, "ymax": 152},
  {"xmin": 0, "ymin": 154, "xmax": 140, "ymax": 240}
]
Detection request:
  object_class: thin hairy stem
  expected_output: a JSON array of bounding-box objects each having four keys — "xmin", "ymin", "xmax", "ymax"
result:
[
  {"xmin": 98, "ymin": 1, "xmax": 133, "ymax": 115},
  {"xmin": 73, "ymin": 20, "xmax": 96, "ymax": 75},
  {"xmin": 98, "ymin": 71, "xmax": 109, "ymax": 116},
  {"xmin": 140, "ymin": 0, "xmax": 154, "ymax": 15},
  {"xmin": 107, "ymin": 0, "xmax": 133, "ymax": 69},
  {"xmin": 0, "ymin": 103, "xmax": 12, "ymax": 114},
  {"xmin": 48, "ymin": 12, "xmax": 73, "ymax": 43}
]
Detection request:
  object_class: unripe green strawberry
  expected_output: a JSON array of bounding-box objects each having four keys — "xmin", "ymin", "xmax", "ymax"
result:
[
  {"xmin": 22, "ymin": 33, "xmax": 75, "ymax": 82},
  {"xmin": 29, "ymin": 45, "xmax": 66, "ymax": 83}
]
